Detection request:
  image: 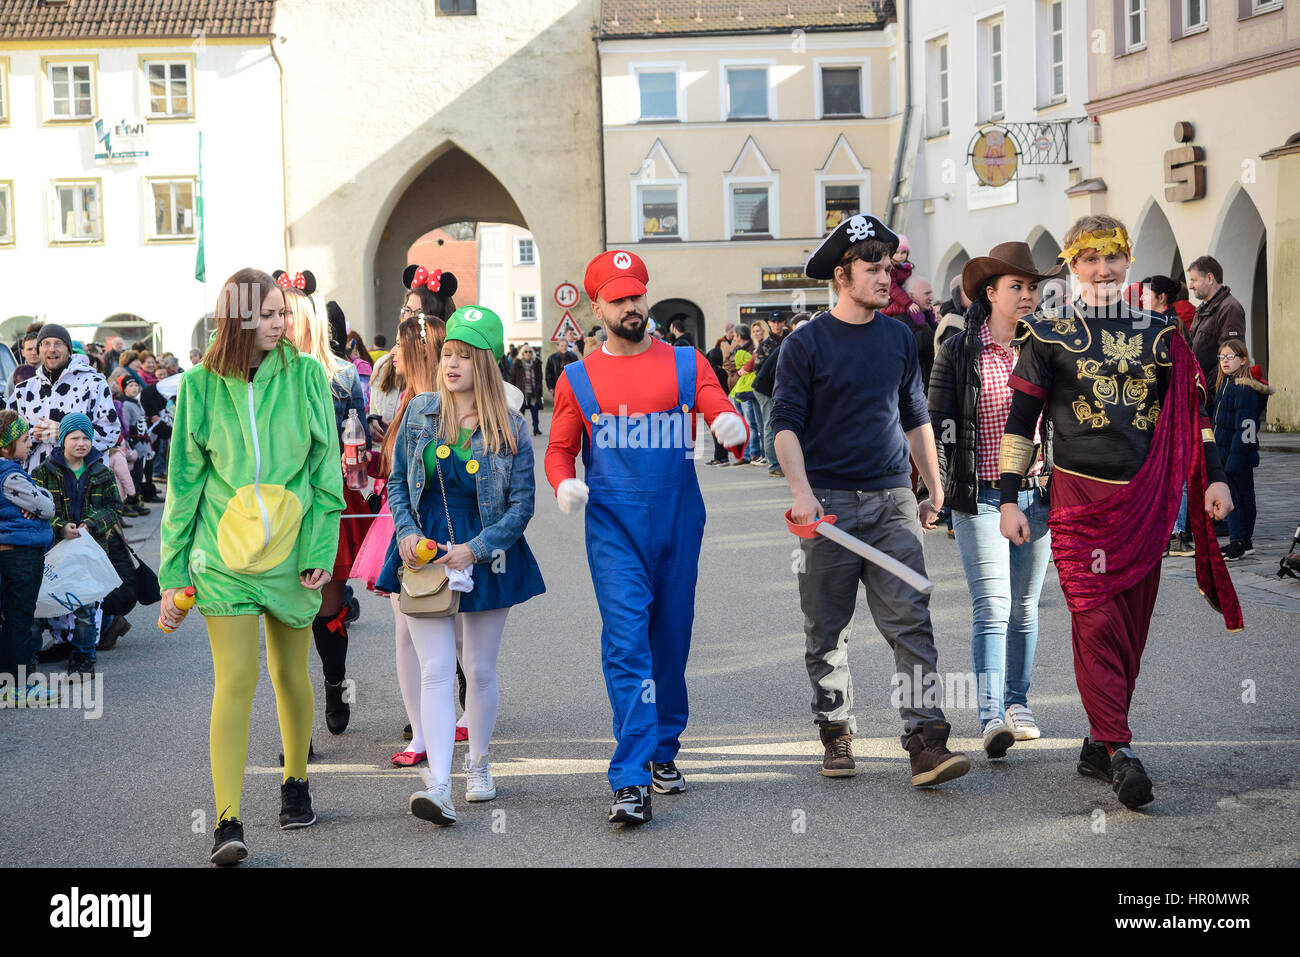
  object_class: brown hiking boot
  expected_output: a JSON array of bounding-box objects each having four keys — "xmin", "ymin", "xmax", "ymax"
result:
[
  {"xmin": 906, "ymin": 720, "xmax": 971, "ymax": 787},
  {"xmin": 819, "ymin": 720, "xmax": 857, "ymax": 777}
]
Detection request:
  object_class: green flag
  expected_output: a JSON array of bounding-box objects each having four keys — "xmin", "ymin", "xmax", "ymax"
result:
[{"xmin": 194, "ymin": 130, "xmax": 205, "ymax": 283}]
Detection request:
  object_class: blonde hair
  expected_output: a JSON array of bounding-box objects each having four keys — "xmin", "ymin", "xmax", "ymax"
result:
[
  {"xmin": 436, "ymin": 340, "xmax": 518, "ymax": 456},
  {"xmin": 1062, "ymin": 214, "xmax": 1130, "ymax": 263},
  {"xmin": 284, "ymin": 288, "xmax": 346, "ymax": 386}
]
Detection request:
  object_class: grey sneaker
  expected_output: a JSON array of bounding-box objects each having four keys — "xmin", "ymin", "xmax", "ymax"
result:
[
  {"xmin": 982, "ymin": 717, "xmax": 1015, "ymax": 759},
  {"xmin": 609, "ymin": 785, "xmax": 652, "ymax": 824},
  {"xmin": 650, "ymin": 760, "xmax": 685, "ymax": 794}
]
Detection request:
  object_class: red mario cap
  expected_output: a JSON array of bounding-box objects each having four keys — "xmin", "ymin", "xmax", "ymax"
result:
[{"xmin": 584, "ymin": 250, "xmax": 649, "ymax": 302}]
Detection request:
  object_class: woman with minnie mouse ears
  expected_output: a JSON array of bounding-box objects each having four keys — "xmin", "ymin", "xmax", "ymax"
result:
[{"xmin": 275, "ymin": 269, "xmax": 376, "ymax": 744}]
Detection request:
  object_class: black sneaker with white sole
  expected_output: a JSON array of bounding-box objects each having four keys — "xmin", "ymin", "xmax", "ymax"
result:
[
  {"xmin": 1077, "ymin": 736, "xmax": 1113, "ymax": 782},
  {"xmin": 210, "ymin": 818, "xmax": 248, "ymax": 866},
  {"xmin": 279, "ymin": 778, "xmax": 317, "ymax": 829},
  {"xmin": 608, "ymin": 785, "xmax": 652, "ymax": 824},
  {"xmin": 650, "ymin": 760, "xmax": 685, "ymax": 794}
]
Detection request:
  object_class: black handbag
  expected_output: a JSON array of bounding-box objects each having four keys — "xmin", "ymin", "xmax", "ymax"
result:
[{"xmin": 101, "ymin": 525, "xmax": 161, "ymax": 614}]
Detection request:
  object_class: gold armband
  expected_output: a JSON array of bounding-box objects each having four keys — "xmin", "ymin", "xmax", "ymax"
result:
[
  {"xmin": 1202, "ymin": 428, "xmax": 1215, "ymax": 443},
  {"xmin": 998, "ymin": 434, "xmax": 1036, "ymax": 476}
]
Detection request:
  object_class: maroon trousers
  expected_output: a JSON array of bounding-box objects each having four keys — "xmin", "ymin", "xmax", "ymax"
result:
[{"xmin": 1050, "ymin": 469, "xmax": 1161, "ymax": 745}]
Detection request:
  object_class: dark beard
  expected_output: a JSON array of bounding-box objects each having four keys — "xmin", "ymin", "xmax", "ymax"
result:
[{"xmin": 608, "ymin": 315, "xmax": 646, "ymax": 343}]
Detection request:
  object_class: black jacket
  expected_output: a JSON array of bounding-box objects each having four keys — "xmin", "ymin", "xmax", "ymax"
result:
[
  {"xmin": 927, "ymin": 310, "xmax": 1053, "ymax": 515},
  {"xmin": 545, "ymin": 350, "xmax": 578, "ymax": 392},
  {"xmin": 510, "ymin": 357, "xmax": 543, "ymax": 403}
]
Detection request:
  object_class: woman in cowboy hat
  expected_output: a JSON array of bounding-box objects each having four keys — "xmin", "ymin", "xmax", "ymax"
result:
[{"xmin": 928, "ymin": 241, "xmax": 1061, "ymax": 761}]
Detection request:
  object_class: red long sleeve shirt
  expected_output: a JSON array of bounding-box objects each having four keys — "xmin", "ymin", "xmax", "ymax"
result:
[{"xmin": 544, "ymin": 340, "xmax": 746, "ymax": 491}]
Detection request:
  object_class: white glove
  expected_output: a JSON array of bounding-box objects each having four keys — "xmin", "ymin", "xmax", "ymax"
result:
[
  {"xmin": 709, "ymin": 411, "xmax": 747, "ymax": 450},
  {"xmin": 556, "ymin": 478, "xmax": 589, "ymax": 514}
]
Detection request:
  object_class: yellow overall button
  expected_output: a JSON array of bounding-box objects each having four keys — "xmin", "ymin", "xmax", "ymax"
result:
[
  {"xmin": 466, "ymin": 459, "xmax": 480, "ymax": 475},
  {"xmin": 435, "ymin": 444, "xmax": 450, "ymax": 459}
]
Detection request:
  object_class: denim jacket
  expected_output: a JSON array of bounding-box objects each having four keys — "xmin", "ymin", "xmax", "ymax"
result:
[{"xmin": 387, "ymin": 392, "xmax": 536, "ymax": 562}]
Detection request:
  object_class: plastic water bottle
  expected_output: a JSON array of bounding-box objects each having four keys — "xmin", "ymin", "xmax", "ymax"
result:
[
  {"xmin": 414, "ymin": 539, "xmax": 440, "ymax": 564},
  {"xmin": 344, "ymin": 410, "xmax": 367, "ymax": 491}
]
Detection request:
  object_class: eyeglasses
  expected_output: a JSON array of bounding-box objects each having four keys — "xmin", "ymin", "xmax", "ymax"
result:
[
  {"xmin": 399, "ymin": 307, "xmax": 424, "ymax": 320},
  {"xmin": 1218, "ymin": 354, "xmax": 1239, "ymax": 362}
]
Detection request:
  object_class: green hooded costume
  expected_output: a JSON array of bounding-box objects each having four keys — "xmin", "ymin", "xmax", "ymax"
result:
[{"xmin": 159, "ymin": 342, "xmax": 344, "ymax": 628}]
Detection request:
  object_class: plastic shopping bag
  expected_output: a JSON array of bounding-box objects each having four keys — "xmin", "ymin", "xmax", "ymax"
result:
[{"xmin": 34, "ymin": 535, "xmax": 123, "ymax": 618}]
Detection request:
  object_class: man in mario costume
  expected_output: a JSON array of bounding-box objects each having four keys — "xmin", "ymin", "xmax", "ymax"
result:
[{"xmin": 546, "ymin": 249, "xmax": 748, "ymax": 826}]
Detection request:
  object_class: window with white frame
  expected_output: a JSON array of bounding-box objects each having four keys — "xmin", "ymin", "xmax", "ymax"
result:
[
  {"xmin": 821, "ymin": 183, "xmax": 862, "ymax": 235},
  {"xmin": 637, "ymin": 71, "xmax": 678, "ymax": 121},
  {"xmin": 821, "ymin": 67, "xmax": 862, "ymax": 117},
  {"xmin": 990, "ymin": 19, "xmax": 1005, "ymax": 118},
  {"xmin": 1049, "ymin": 1, "xmax": 1065, "ymax": 99},
  {"xmin": 926, "ymin": 38, "xmax": 950, "ymax": 135},
  {"xmin": 145, "ymin": 60, "xmax": 192, "ymax": 116},
  {"xmin": 518, "ymin": 293, "xmax": 538, "ymax": 322},
  {"xmin": 0, "ymin": 182, "xmax": 13, "ymax": 245},
  {"xmin": 147, "ymin": 178, "xmax": 196, "ymax": 240},
  {"xmin": 725, "ymin": 67, "xmax": 769, "ymax": 119},
  {"xmin": 639, "ymin": 186, "xmax": 680, "ymax": 240},
  {"xmin": 515, "ymin": 236, "xmax": 535, "ymax": 265},
  {"xmin": 1250, "ymin": 0, "xmax": 1282, "ymax": 14},
  {"xmin": 1126, "ymin": 0, "xmax": 1147, "ymax": 51},
  {"xmin": 1183, "ymin": 0, "xmax": 1207, "ymax": 29},
  {"xmin": 0, "ymin": 59, "xmax": 8, "ymax": 124},
  {"xmin": 730, "ymin": 185, "xmax": 771, "ymax": 237},
  {"xmin": 50, "ymin": 180, "xmax": 102, "ymax": 243},
  {"xmin": 46, "ymin": 60, "xmax": 95, "ymax": 119}
]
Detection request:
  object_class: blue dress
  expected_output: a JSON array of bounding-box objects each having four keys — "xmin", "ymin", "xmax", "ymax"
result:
[{"xmin": 376, "ymin": 433, "xmax": 545, "ymax": 612}]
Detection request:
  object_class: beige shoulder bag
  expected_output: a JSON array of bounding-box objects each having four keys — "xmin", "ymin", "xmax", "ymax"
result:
[{"xmin": 397, "ymin": 450, "xmax": 461, "ymax": 618}]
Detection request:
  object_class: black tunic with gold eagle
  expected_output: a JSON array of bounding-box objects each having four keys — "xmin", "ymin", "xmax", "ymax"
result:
[{"xmin": 1000, "ymin": 299, "xmax": 1224, "ymax": 486}]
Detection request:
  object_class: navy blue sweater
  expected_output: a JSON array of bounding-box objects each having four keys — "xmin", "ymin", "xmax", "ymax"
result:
[{"xmin": 770, "ymin": 309, "xmax": 928, "ymax": 491}]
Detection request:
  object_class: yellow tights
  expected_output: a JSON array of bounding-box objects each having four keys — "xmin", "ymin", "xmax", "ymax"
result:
[{"xmin": 206, "ymin": 614, "xmax": 313, "ymax": 822}]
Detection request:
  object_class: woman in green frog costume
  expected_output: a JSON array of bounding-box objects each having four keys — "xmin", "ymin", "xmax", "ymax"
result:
[{"xmin": 159, "ymin": 268, "xmax": 344, "ymax": 866}]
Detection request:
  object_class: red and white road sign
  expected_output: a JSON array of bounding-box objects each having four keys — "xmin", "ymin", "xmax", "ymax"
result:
[
  {"xmin": 554, "ymin": 282, "xmax": 580, "ymax": 308},
  {"xmin": 550, "ymin": 310, "xmax": 583, "ymax": 342}
]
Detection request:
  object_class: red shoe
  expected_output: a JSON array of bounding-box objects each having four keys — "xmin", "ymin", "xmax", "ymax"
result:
[
  {"xmin": 455, "ymin": 725, "xmax": 468, "ymax": 742},
  {"xmin": 391, "ymin": 750, "xmax": 426, "ymax": 767}
]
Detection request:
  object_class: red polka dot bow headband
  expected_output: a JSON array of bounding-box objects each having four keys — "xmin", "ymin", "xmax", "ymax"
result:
[
  {"xmin": 411, "ymin": 266, "xmax": 443, "ymax": 293},
  {"xmin": 277, "ymin": 272, "xmax": 307, "ymax": 290}
]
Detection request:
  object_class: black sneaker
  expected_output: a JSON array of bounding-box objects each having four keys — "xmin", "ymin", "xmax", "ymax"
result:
[
  {"xmin": 1223, "ymin": 540, "xmax": 1247, "ymax": 561},
  {"xmin": 67, "ymin": 654, "xmax": 95, "ymax": 678},
  {"xmin": 35, "ymin": 641, "xmax": 73, "ymax": 664},
  {"xmin": 210, "ymin": 817, "xmax": 248, "ymax": 866},
  {"xmin": 1077, "ymin": 736, "xmax": 1113, "ymax": 782},
  {"xmin": 324, "ymin": 679, "xmax": 350, "ymax": 735},
  {"xmin": 1168, "ymin": 532, "xmax": 1195, "ymax": 557},
  {"xmin": 1110, "ymin": 747, "xmax": 1155, "ymax": 809},
  {"xmin": 1241, "ymin": 539, "xmax": 1255, "ymax": 557},
  {"xmin": 343, "ymin": 586, "xmax": 360, "ymax": 625},
  {"xmin": 279, "ymin": 777, "xmax": 317, "ymax": 829},
  {"xmin": 649, "ymin": 761, "xmax": 685, "ymax": 794},
  {"xmin": 608, "ymin": 785, "xmax": 652, "ymax": 824}
]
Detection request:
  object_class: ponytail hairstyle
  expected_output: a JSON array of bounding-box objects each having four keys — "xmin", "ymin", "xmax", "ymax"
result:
[{"xmin": 435, "ymin": 338, "xmax": 518, "ymax": 456}]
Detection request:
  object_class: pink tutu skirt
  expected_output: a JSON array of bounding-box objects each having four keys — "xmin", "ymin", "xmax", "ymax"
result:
[{"xmin": 350, "ymin": 494, "xmax": 395, "ymax": 593}]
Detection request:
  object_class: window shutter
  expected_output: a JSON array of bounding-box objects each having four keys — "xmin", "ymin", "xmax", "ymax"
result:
[
  {"xmin": 1237, "ymin": 0, "xmax": 1252, "ymax": 18},
  {"xmin": 1169, "ymin": 0, "xmax": 1183, "ymax": 38},
  {"xmin": 1113, "ymin": 0, "xmax": 1127, "ymax": 55}
]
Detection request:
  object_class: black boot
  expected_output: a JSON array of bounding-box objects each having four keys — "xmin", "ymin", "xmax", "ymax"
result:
[{"xmin": 324, "ymin": 678, "xmax": 350, "ymax": 735}]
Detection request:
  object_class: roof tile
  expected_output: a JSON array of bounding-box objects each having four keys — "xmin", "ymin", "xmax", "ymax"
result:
[
  {"xmin": 600, "ymin": 0, "xmax": 895, "ymax": 37},
  {"xmin": 0, "ymin": 0, "xmax": 276, "ymax": 40}
]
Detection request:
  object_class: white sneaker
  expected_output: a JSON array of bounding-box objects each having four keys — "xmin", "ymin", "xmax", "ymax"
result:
[
  {"xmin": 464, "ymin": 754, "xmax": 497, "ymax": 802},
  {"xmin": 410, "ymin": 770, "xmax": 457, "ymax": 825},
  {"xmin": 1004, "ymin": 704, "xmax": 1041, "ymax": 740},
  {"xmin": 982, "ymin": 717, "xmax": 1015, "ymax": 759}
]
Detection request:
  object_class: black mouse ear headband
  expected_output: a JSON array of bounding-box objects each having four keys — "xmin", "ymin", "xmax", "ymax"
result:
[
  {"xmin": 402, "ymin": 264, "xmax": 459, "ymax": 299},
  {"xmin": 273, "ymin": 269, "xmax": 317, "ymax": 296}
]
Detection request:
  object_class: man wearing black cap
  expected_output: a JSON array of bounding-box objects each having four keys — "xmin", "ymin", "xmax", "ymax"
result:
[
  {"xmin": 771, "ymin": 214, "xmax": 970, "ymax": 788},
  {"xmin": 6, "ymin": 324, "xmax": 120, "ymax": 472}
]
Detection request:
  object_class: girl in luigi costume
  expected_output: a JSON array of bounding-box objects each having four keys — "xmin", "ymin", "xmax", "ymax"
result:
[
  {"xmin": 158, "ymin": 268, "xmax": 345, "ymax": 866},
  {"xmin": 377, "ymin": 305, "xmax": 545, "ymax": 826}
]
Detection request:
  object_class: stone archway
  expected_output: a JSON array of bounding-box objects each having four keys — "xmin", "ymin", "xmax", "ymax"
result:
[
  {"xmin": 650, "ymin": 298, "xmax": 705, "ymax": 347},
  {"xmin": 934, "ymin": 243, "xmax": 970, "ymax": 303},
  {"xmin": 371, "ymin": 144, "xmax": 528, "ymax": 345},
  {"xmin": 1130, "ymin": 198, "xmax": 1182, "ymax": 286},
  {"xmin": 1026, "ymin": 226, "xmax": 1062, "ymax": 273},
  {"xmin": 1209, "ymin": 184, "xmax": 1268, "ymax": 368}
]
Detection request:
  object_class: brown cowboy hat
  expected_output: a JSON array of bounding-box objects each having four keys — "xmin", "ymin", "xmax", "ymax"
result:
[{"xmin": 962, "ymin": 242, "xmax": 1063, "ymax": 305}]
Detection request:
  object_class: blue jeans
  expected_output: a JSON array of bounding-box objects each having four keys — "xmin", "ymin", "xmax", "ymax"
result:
[
  {"xmin": 33, "ymin": 602, "xmax": 100, "ymax": 663},
  {"xmin": 734, "ymin": 394, "xmax": 761, "ymax": 459},
  {"xmin": 753, "ymin": 391, "xmax": 777, "ymax": 466},
  {"xmin": 1173, "ymin": 483, "xmax": 1189, "ymax": 534},
  {"xmin": 952, "ymin": 486, "xmax": 1051, "ymax": 726}
]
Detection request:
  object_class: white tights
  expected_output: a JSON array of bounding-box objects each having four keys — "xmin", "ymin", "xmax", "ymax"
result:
[{"xmin": 395, "ymin": 599, "xmax": 508, "ymax": 787}]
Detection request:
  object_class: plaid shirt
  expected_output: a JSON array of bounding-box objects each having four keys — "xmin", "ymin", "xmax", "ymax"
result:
[
  {"xmin": 975, "ymin": 321, "xmax": 1043, "ymax": 481},
  {"xmin": 30, "ymin": 456, "xmax": 122, "ymax": 545}
]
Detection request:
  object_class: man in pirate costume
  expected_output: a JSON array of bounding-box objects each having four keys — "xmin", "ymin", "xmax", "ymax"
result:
[{"xmin": 997, "ymin": 214, "xmax": 1241, "ymax": 809}]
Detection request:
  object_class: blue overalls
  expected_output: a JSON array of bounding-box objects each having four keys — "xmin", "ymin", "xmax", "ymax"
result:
[{"xmin": 562, "ymin": 347, "xmax": 707, "ymax": 791}]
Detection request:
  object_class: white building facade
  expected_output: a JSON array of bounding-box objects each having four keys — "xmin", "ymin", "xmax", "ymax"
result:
[
  {"xmin": 0, "ymin": 3, "xmax": 283, "ymax": 356},
  {"xmin": 476, "ymin": 224, "xmax": 545, "ymax": 349},
  {"xmin": 899, "ymin": 0, "xmax": 1092, "ymax": 298}
]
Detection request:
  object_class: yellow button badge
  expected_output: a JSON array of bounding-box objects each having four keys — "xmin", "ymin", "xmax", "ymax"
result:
[
  {"xmin": 466, "ymin": 459, "xmax": 480, "ymax": 475},
  {"xmin": 435, "ymin": 444, "xmax": 451, "ymax": 459}
]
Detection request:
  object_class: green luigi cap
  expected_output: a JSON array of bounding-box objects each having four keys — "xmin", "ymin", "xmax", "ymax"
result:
[{"xmin": 446, "ymin": 305, "xmax": 505, "ymax": 361}]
